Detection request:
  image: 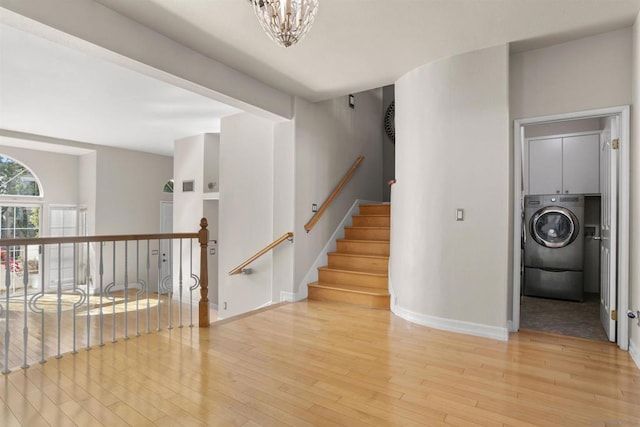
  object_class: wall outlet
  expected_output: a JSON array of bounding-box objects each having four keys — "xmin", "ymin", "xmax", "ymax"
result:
[
  {"xmin": 223, "ymin": 302, "xmax": 227, "ymax": 310},
  {"xmin": 312, "ymin": 204, "xmax": 318, "ymax": 212}
]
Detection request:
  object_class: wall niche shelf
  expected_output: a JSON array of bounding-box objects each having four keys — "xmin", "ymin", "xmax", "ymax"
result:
[{"xmin": 203, "ymin": 192, "xmax": 220, "ymax": 201}]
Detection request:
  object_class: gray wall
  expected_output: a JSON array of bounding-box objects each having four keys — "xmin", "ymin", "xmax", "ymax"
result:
[
  {"xmin": 382, "ymin": 85, "xmax": 395, "ymax": 202},
  {"xmin": 392, "ymin": 45, "xmax": 510, "ymax": 339},
  {"xmin": 293, "ymin": 90, "xmax": 384, "ymax": 294},
  {"xmin": 509, "ymin": 27, "xmax": 633, "ymax": 326}
]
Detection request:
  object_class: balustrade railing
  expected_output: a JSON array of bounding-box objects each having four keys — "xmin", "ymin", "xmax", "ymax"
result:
[{"xmin": 0, "ymin": 218, "xmax": 210, "ymax": 374}]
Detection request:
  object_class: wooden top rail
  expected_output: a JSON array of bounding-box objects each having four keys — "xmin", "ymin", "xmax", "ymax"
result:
[
  {"xmin": 0, "ymin": 232, "xmax": 199, "ymax": 247},
  {"xmin": 229, "ymin": 232, "xmax": 293, "ymax": 275},
  {"xmin": 304, "ymin": 155, "xmax": 364, "ymax": 232}
]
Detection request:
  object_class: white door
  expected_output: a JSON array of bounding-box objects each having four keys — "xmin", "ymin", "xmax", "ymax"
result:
[
  {"xmin": 599, "ymin": 116, "xmax": 618, "ymax": 342},
  {"xmin": 159, "ymin": 201, "xmax": 173, "ymax": 293}
]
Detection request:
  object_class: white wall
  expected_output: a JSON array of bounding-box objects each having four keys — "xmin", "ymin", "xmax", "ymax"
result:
[
  {"xmin": 508, "ymin": 27, "xmax": 634, "ymax": 326},
  {"xmin": 273, "ymin": 120, "xmax": 295, "ymax": 302},
  {"xmin": 78, "ymin": 151, "xmax": 97, "ymax": 236},
  {"xmin": 392, "ymin": 45, "xmax": 510, "ymax": 340},
  {"xmin": 630, "ymin": 13, "xmax": 640, "ymax": 367},
  {"xmin": 511, "ymin": 28, "xmax": 632, "ymax": 120},
  {"xmin": 10, "ymin": 147, "xmax": 78, "ymax": 205},
  {"xmin": 173, "ymin": 134, "xmax": 206, "ymax": 232},
  {"xmin": 94, "ymin": 146, "xmax": 172, "ymax": 235},
  {"xmin": 172, "ymin": 133, "xmax": 220, "ymax": 306},
  {"xmin": 382, "ymin": 85, "xmax": 396, "ymax": 202},
  {"xmin": 293, "ymin": 90, "xmax": 383, "ymax": 293},
  {"xmin": 90, "ymin": 146, "xmax": 172, "ymax": 294},
  {"xmin": 219, "ymin": 113, "xmax": 274, "ymax": 318}
]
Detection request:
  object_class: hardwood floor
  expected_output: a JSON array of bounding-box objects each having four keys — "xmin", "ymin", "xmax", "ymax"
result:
[{"xmin": 1, "ymin": 300, "xmax": 639, "ymax": 426}]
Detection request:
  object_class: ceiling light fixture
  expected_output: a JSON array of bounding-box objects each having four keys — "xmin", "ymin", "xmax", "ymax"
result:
[{"xmin": 250, "ymin": 0, "xmax": 319, "ymax": 48}]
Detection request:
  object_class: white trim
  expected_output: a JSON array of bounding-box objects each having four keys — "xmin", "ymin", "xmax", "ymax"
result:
[
  {"xmin": 629, "ymin": 339, "xmax": 640, "ymax": 370},
  {"xmin": 297, "ymin": 199, "xmax": 379, "ymax": 295},
  {"xmin": 392, "ymin": 304, "xmax": 509, "ymax": 341},
  {"xmin": 280, "ymin": 290, "xmax": 305, "ymax": 302},
  {"xmin": 507, "ymin": 320, "xmax": 515, "ymax": 332},
  {"xmin": 512, "ymin": 106, "xmax": 630, "ymax": 352},
  {"xmin": 617, "ymin": 106, "xmax": 630, "ymax": 351}
]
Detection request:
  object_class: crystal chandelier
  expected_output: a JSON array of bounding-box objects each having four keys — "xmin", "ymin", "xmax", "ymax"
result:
[{"xmin": 251, "ymin": 0, "xmax": 319, "ymax": 48}]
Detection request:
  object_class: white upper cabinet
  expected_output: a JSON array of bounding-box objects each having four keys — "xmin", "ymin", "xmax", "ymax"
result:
[
  {"xmin": 529, "ymin": 137, "xmax": 563, "ymax": 195},
  {"xmin": 562, "ymin": 134, "xmax": 600, "ymax": 194},
  {"xmin": 528, "ymin": 133, "xmax": 600, "ymax": 195}
]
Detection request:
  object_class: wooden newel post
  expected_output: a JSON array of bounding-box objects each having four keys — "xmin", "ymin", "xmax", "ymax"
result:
[{"xmin": 198, "ymin": 217, "xmax": 210, "ymax": 327}]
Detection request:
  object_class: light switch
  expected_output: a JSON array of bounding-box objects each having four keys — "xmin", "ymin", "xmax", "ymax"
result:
[{"xmin": 456, "ymin": 209, "xmax": 464, "ymax": 221}]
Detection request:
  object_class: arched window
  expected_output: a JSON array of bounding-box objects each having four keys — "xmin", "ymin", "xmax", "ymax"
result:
[
  {"xmin": 0, "ymin": 155, "xmax": 42, "ymax": 197},
  {"xmin": 163, "ymin": 179, "xmax": 174, "ymax": 194}
]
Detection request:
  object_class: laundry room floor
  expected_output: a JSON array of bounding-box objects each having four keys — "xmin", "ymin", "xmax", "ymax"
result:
[{"xmin": 520, "ymin": 292, "xmax": 609, "ymax": 342}]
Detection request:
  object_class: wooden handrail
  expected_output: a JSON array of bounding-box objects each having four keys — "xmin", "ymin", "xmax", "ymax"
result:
[
  {"xmin": 229, "ymin": 232, "xmax": 294, "ymax": 275},
  {"xmin": 304, "ymin": 155, "xmax": 364, "ymax": 232},
  {"xmin": 387, "ymin": 179, "xmax": 396, "ymax": 187},
  {"xmin": 0, "ymin": 232, "xmax": 198, "ymax": 247}
]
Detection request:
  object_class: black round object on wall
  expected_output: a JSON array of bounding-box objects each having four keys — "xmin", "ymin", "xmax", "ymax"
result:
[{"xmin": 384, "ymin": 100, "xmax": 395, "ymax": 143}]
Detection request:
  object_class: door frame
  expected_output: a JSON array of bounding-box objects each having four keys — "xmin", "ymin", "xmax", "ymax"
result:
[{"xmin": 512, "ymin": 105, "xmax": 630, "ymax": 351}]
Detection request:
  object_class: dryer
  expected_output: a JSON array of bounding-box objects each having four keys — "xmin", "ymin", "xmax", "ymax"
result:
[{"xmin": 523, "ymin": 194, "xmax": 585, "ymax": 301}]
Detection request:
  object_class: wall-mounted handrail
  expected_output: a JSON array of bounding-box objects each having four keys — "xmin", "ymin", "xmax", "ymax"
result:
[
  {"xmin": 228, "ymin": 232, "xmax": 293, "ymax": 275},
  {"xmin": 387, "ymin": 179, "xmax": 396, "ymax": 187},
  {"xmin": 304, "ymin": 155, "xmax": 364, "ymax": 232}
]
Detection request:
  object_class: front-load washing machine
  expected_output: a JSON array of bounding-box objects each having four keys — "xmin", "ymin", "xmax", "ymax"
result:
[{"xmin": 523, "ymin": 194, "xmax": 585, "ymax": 301}]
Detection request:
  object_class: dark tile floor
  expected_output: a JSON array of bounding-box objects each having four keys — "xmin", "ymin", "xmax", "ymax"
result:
[{"xmin": 520, "ymin": 292, "xmax": 610, "ymax": 342}]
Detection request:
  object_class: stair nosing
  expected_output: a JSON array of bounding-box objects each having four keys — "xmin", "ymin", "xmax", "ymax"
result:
[
  {"xmin": 308, "ymin": 282, "xmax": 390, "ymax": 296},
  {"xmin": 318, "ymin": 267, "xmax": 387, "ymax": 277},
  {"xmin": 336, "ymin": 239, "xmax": 389, "ymax": 244},
  {"xmin": 344, "ymin": 226, "xmax": 390, "ymax": 230},
  {"xmin": 327, "ymin": 252, "xmax": 389, "ymax": 259}
]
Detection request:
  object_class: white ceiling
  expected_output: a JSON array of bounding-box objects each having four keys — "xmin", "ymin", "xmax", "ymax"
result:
[
  {"xmin": 0, "ymin": 23, "xmax": 240, "ymax": 156},
  {"xmin": 95, "ymin": 0, "xmax": 640, "ymax": 102},
  {"xmin": 1, "ymin": 1, "xmax": 640, "ymax": 156}
]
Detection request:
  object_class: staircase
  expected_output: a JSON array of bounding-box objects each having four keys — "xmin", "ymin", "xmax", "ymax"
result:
[{"xmin": 308, "ymin": 204, "xmax": 390, "ymax": 309}]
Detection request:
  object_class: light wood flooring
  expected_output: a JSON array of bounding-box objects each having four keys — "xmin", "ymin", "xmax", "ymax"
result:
[{"xmin": 1, "ymin": 300, "xmax": 639, "ymax": 426}]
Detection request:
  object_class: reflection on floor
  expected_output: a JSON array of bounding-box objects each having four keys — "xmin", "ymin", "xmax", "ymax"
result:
[{"xmin": 520, "ymin": 292, "xmax": 609, "ymax": 342}]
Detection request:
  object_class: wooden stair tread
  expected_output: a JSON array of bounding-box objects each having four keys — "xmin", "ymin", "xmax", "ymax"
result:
[
  {"xmin": 336, "ymin": 239, "xmax": 388, "ymax": 243},
  {"xmin": 345, "ymin": 226, "xmax": 390, "ymax": 230},
  {"xmin": 308, "ymin": 282, "xmax": 390, "ymax": 296},
  {"xmin": 309, "ymin": 203, "xmax": 391, "ymax": 309},
  {"xmin": 317, "ymin": 266, "xmax": 387, "ymax": 277},
  {"xmin": 327, "ymin": 252, "xmax": 388, "ymax": 259}
]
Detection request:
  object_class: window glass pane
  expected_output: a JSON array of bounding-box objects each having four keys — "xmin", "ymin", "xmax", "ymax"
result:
[{"xmin": 0, "ymin": 156, "xmax": 41, "ymax": 196}]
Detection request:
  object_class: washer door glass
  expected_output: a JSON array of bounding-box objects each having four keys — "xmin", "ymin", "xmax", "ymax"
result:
[{"xmin": 530, "ymin": 207, "xmax": 579, "ymax": 248}]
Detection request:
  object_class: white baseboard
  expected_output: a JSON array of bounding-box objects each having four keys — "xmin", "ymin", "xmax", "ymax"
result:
[
  {"xmin": 392, "ymin": 304, "xmax": 509, "ymax": 341},
  {"xmin": 297, "ymin": 199, "xmax": 380, "ymax": 296},
  {"xmin": 629, "ymin": 339, "xmax": 640, "ymax": 370},
  {"xmin": 280, "ymin": 290, "xmax": 306, "ymax": 302}
]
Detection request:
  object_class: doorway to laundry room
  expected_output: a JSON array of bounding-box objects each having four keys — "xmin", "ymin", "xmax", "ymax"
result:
[{"xmin": 512, "ymin": 106, "xmax": 630, "ymax": 350}]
